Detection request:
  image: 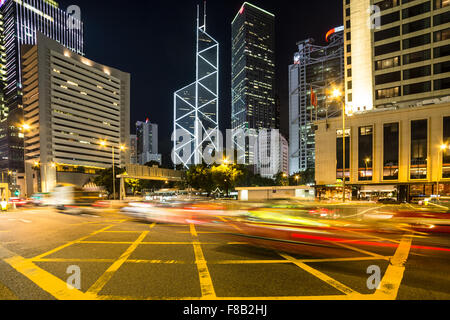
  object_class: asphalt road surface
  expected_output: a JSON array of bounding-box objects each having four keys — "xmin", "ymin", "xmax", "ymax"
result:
[{"xmin": 0, "ymin": 207, "xmax": 449, "ymax": 300}]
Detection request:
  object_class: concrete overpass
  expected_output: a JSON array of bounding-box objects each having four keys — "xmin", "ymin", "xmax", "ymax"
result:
[{"xmin": 117, "ymin": 165, "xmax": 183, "ymax": 200}]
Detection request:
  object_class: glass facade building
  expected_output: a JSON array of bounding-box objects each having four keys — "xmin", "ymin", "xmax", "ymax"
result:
[
  {"xmin": 173, "ymin": 5, "xmax": 219, "ymax": 168},
  {"xmin": 231, "ymin": 2, "xmax": 275, "ymax": 164},
  {"xmin": 0, "ymin": 0, "xmax": 83, "ymax": 174},
  {"xmin": 288, "ymin": 28, "xmax": 344, "ymax": 174}
]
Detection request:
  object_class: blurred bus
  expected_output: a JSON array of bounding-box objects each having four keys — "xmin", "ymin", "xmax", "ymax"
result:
[{"xmin": 51, "ymin": 185, "xmax": 101, "ymax": 214}]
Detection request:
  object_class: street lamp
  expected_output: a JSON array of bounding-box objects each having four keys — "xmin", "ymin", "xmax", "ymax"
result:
[
  {"xmin": 99, "ymin": 140, "xmax": 126, "ymax": 201},
  {"xmin": 331, "ymin": 87, "xmax": 347, "ymax": 203},
  {"xmin": 438, "ymin": 144, "xmax": 449, "ymax": 196},
  {"xmin": 295, "ymin": 175, "xmax": 300, "ymax": 186}
]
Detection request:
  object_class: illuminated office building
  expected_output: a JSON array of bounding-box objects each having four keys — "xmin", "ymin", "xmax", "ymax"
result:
[
  {"xmin": 231, "ymin": 2, "xmax": 275, "ymax": 165},
  {"xmin": 21, "ymin": 33, "xmax": 129, "ymax": 195},
  {"xmin": 344, "ymin": 0, "xmax": 450, "ymax": 112},
  {"xmin": 0, "ymin": 0, "xmax": 83, "ymax": 180},
  {"xmin": 173, "ymin": 4, "xmax": 219, "ymax": 168},
  {"xmin": 289, "ymin": 27, "xmax": 344, "ymax": 175}
]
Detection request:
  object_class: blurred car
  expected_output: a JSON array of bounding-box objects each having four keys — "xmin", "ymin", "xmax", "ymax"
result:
[
  {"xmin": 8, "ymin": 197, "xmax": 28, "ymax": 207},
  {"xmin": 377, "ymin": 198, "xmax": 402, "ymax": 205},
  {"xmin": 30, "ymin": 193, "xmax": 52, "ymax": 207}
]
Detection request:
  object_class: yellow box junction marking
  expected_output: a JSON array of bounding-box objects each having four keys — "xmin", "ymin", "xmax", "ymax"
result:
[
  {"xmin": 87, "ymin": 225, "xmax": 153, "ymax": 295},
  {"xmin": 190, "ymin": 224, "xmax": 216, "ymax": 298}
]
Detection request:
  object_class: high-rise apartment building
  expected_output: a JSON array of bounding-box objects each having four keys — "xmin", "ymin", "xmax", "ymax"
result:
[
  {"xmin": 344, "ymin": 0, "xmax": 450, "ymax": 113},
  {"xmin": 231, "ymin": 2, "xmax": 275, "ymax": 164},
  {"xmin": 173, "ymin": 4, "xmax": 219, "ymax": 168},
  {"xmin": 289, "ymin": 27, "xmax": 344, "ymax": 175},
  {"xmin": 136, "ymin": 119, "xmax": 161, "ymax": 165},
  {"xmin": 130, "ymin": 134, "xmax": 137, "ymax": 164},
  {"xmin": 0, "ymin": 0, "xmax": 83, "ymax": 177},
  {"xmin": 256, "ymin": 130, "xmax": 289, "ymax": 179},
  {"xmin": 21, "ymin": 33, "xmax": 129, "ymax": 195}
]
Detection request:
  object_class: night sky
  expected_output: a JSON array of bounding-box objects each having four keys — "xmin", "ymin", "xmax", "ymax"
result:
[{"xmin": 56, "ymin": 0, "xmax": 342, "ymax": 164}]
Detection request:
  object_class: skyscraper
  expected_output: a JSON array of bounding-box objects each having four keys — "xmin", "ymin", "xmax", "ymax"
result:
[
  {"xmin": 231, "ymin": 2, "xmax": 275, "ymax": 165},
  {"xmin": 0, "ymin": 0, "xmax": 83, "ymax": 178},
  {"xmin": 173, "ymin": 4, "xmax": 219, "ymax": 168},
  {"xmin": 21, "ymin": 33, "xmax": 129, "ymax": 195},
  {"xmin": 136, "ymin": 119, "xmax": 161, "ymax": 165},
  {"xmin": 288, "ymin": 27, "xmax": 344, "ymax": 175},
  {"xmin": 344, "ymin": 0, "xmax": 450, "ymax": 113}
]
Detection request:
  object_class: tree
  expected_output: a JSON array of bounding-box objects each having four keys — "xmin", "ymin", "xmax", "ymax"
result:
[
  {"xmin": 274, "ymin": 172, "xmax": 289, "ymax": 186},
  {"xmin": 185, "ymin": 164, "xmax": 214, "ymax": 196},
  {"xmin": 144, "ymin": 161, "xmax": 160, "ymax": 168},
  {"xmin": 211, "ymin": 163, "xmax": 243, "ymax": 196},
  {"xmin": 126, "ymin": 179, "xmax": 140, "ymax": 195},
  {"xmin": 93, "ymin": 167, "xmax": 125, "ymax": 198}
]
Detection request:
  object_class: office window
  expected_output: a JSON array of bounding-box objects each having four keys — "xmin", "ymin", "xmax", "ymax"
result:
[
  {"xmin": 346, "ymin": 8, "xmax": 350, "ymax": 17},
  {"xmin": 434, "ymin": 11, "xmax": 450, "ymax": 26},
  {"xmin": 434, "ymin": 45, "xmax": 450, "ymax": 58},
  {"xmin": 411, "ymin": 119, "xmax": 428, "ymax": 180},
  {"xmin": 402, "ymin": 2, "xmax": 431, "ymax": 19},
  {"xmin": 346, "ymin": 32, "xmax": 351, "ymax": 41},
  {"xmin": 337, "ymin": 129, "xmax": 350, "ymax": 181},
  {"xmin": 375, "ymin": 41, "xmax": 400, "ymax": 56},
  {"xmin": 346, "ymin": 20, "xmax": 351, "ymax": 28},
  {"xmin": 444, "ymin": 117, "xmax": 450, "ymax": 178},
  {"xmin": 376, "ymin": 86, "xmax": 401, "ymax": 99},
  {"xmin": 403, "ymin": 49, "xmax": 431, "ymax": 65},
  {"xmin": 403, "ymin": 34, "xmax": 431, "ymax": 49},
  {"xmin": 375, "ymin": 71, "xmax": 401, "ymax": 85},
  {"xmin": 347, "ymin": 69, "xmax": 352, "ymax": 77},
  {"xmin": 404, "ymin": 81, "xmax": 431, "ymax": 95},
  {"xmin": 348, "ymin": 93, "xmax": 353, "ymax": 102},
  {"xmin": 347, "ymin": 44, "xmax": 351, "ymax": 53},
  {"xmin": 384, "ymin": 123, "xmax": 399, "ymax": 180},
  {"xmin": 434, "ymin": 78, "xmax": 450, "ymax": 90},
  {"xmin": 402, "ymin": 18, "xmax": 430, "ymax": 34},
  {"xmin": 348, "ymin": 81, "xmax": 352, "ymax": 90},
  {"xmin": 403, "ymin": 65, "xmax": 431, "ymax": 80},
  {"xmin": 381, "ymin": 11, "xmax": 400, "ymax": 26},
  {"xmin": 375, "ymin": 56, "xmax": 400, "ymax": 70},
  {"xmin": 377, "ymin": 0, "xmax": 400, "ymax": 11},
  {"xmin": 359, "ymin": 126, "xmax": 373, "ymax": 181},
  {"xmin": 434, "ymin": 61, "xmax": 450, "ymax": 74},
  {"xmin": 434, "ymin": 28, "xmax": 450, "ymax": 42},
  {"xmin": 375, "ymin": 26, "xmax": 400, "ymax": 42},
  {"xmin": 434, "ymin": 0, "xmax": 450, "ymax": 9},
  {"xmin": 347, "ymin": 56, "xmax": 352, "ymax": 65}
]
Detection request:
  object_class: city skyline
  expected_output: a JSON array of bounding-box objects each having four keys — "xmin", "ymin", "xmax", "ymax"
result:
[{"xmin": 54, "ymin": 0, "xmax": 343, "ymax": 162}]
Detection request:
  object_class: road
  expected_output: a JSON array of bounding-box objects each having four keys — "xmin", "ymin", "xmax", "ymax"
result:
[{"xmin": 0, "ymin": 207, "xmax": 449, "ymax": 300}]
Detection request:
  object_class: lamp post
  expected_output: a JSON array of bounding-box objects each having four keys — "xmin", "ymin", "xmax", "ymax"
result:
[
  {"xmin": 332, "ymin": 88, "xmax": 347, "ymax": 203},
  {"xmin": 100, "ymin": 140, "xmax": 126, "ymax": 201},
  {"xmin": 438, "ymin": 144, "xmax": 449, "ymax": 196}
]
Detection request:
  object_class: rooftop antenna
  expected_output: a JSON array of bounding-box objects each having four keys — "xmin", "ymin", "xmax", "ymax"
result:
[{"xmin": 204, "ymin": 0, "xmax": 207, "ymax": 31}]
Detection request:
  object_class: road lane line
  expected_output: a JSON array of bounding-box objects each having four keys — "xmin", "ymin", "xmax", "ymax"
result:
[
  {"xmin": 2, "ymin": 250, "xmax": 96, "ymax": 300},
  {"xmin": 32, "ymin": 224, "xmax": 116, "ymax": 260},
  {"xmin": 280, "ymin": 253, "xmax": 357, "ymax": 296},
  {"xmin": 217, "ymin": 216, "xmax": 243, "ymax": 232},
  {"xmin": 332, "ymin": 242, "xmax": 389, "ymax": 259},
  {"xmin": 190, "ymin": 224, "xmax": 216, "ymax": 299},
  {"xmin": 87, "ymin": 230, "xmax": 150, "ymax": 295},
  {"xmin": 374, "ymin": 235, "xmax": 412, "ymax": 300}
]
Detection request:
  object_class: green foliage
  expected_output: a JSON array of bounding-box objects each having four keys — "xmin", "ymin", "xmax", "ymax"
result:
[
  {"xmin": 274, "ymin": 172, "xmax": 289, "ymax": 186},
  {"xmin": 289, "ymin": 168, "xmax": 316, "ymax": 185},
  {"xmin": 93, "ymin": 167, "xmax": 125, "ymax": 197}
]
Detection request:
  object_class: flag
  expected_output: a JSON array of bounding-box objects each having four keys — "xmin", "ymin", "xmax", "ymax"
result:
[{"xmin": 311, "ymin": 86, "xmax": 318, "ymax": 108}]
